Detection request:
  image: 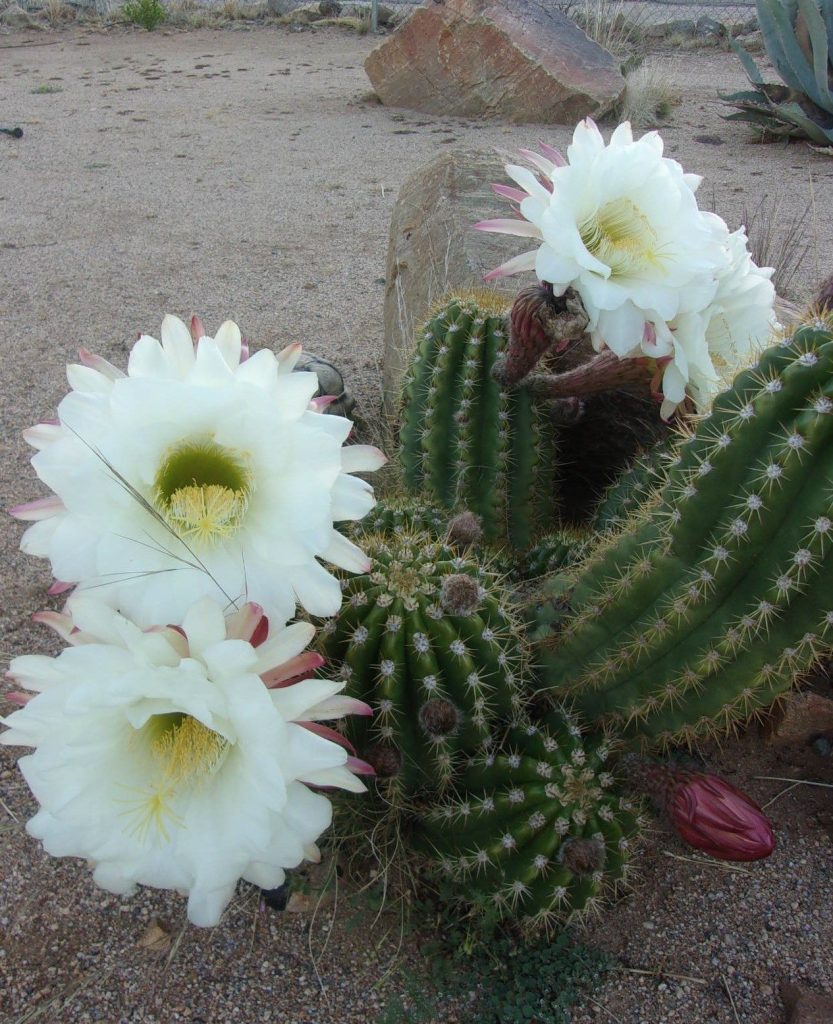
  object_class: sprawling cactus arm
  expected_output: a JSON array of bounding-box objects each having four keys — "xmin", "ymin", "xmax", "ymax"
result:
[
  {"xmin": 418, "ymin": 720, "xmax": 642, "ymax": 931},
  {"xmin": 320, "ymin": 530, "xmax": 524, "ymax": 794},
  {"xmin": 399, "ymin": 294, "xmax": 558, "ymax": 549},
  {"xmin": 535, "ymin": 320, "xmax": 833, "ymax": 748}
]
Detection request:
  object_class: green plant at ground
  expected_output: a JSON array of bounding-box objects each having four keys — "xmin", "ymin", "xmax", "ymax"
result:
[
  {"xmin": 380, "ymin": 928, "xmax": 614, "ymax": 1024},
  {"xmin": 533, "ymin": 316, "xmax": 833, "ymax": 749},
  {"xmin": 418, "ymin": 718, "xmax": 642, "ymax": 932},
  {"xmin": 320, "ymin": 529, "xmax": 525, "ymax": 794},
  {"xmin": 723, "ymin": 0, "xmax": 833, "ymax": 145},
  {"xmin": 399, "ymin": 293, "xmax": 559, "ymax": 550},
  {"xmin": 122, "ymin": 0, "xmax": 166, "ymax": 30}
]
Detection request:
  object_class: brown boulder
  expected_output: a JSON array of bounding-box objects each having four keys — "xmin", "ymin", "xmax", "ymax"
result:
[
  {"xmin": 381, "ymin": 147, "xmax": 518, "ymax": 412},
  {"xmin": 364, "ymin": 0, "xmax": 625, "ymax": 124}
]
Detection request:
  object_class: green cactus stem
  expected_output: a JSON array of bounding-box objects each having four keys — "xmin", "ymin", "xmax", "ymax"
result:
[
  {"xmin": 320, "ymin": 530, "xmax": 525, "ymax": 794},
  {"xmin": 521, "ymin": 529, "xmax": 592, "ymax": 580},
  {"xmin": 398, "ymin": 292, "xmax": 559, "ymax": 549},
  {"xmin": 418, "ymin": 719, "xmax": 643, "ymax": 932},
  {"xmin": 534, "ymin": 318, "xmax": 833, "ymax": 749}
]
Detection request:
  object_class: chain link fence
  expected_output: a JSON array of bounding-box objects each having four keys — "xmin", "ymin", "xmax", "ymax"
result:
[{"xmin": 381, "ymin": 0, "xmax": 758, "ymax": 35}]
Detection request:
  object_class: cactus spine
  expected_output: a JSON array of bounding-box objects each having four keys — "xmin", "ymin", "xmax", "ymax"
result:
[
  {"xmin": 321, "ymin": 530, "xmax": 524, "ymax": 793},
  {"xmin": 399, "ymin": 293, "xmax": 558, "ymax": 550},
  {"xmin": 419, "ymin": 719, "xmax": 642, "ymax": 931},
  {"xmin": 521, "ymin": 529, "xmax": 592, "ymax": 580},
  {"xmin": 535, "ymin": 320, "xmax": 833, "ymax": 748}
]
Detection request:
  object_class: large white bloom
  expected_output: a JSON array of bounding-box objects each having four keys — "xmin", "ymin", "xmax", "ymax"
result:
[
  {"xmin": 1, "ymin": 596, "xmax": 371, "ymax": 927},
  {"xmin": 476, "ymin": 120, "xmax": 776, "ymax": 418},
  {"xmin": 11, "ymin": 316, "xmax": 386, "ymax": 626}
]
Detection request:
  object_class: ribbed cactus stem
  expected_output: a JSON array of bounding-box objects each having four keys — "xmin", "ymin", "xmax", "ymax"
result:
[
  {"xmin": 321, "ymin": 530, "xmax": 525, "ymax": 795},
  {"xmin": 399, "ymin": 293, "xmax": 559, "ymax": 548},
  {"xmin": 418, "ymin": 718, "xmax": 643, "ymax": 931},
  {"xmin": 534, "ymin": 319, "xmax": 833, "ymax": 748}
]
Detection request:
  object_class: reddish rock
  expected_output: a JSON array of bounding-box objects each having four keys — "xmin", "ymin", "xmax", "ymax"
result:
[
  {"xmin": 781, "ymin": 981, "xmax": 833, "ymax": 1024},
  {"xmin": 364, "ymin": 0, "xmax": 625, "ymax": 124},
  {"xmin": 768, "ymin": 692, "xmax": 833, "ymax": 747}
]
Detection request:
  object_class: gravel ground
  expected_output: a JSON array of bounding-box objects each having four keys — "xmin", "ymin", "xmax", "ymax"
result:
[{"xmin": 2, "ymin": 22, "xmax": 833, "ymax": 1024}]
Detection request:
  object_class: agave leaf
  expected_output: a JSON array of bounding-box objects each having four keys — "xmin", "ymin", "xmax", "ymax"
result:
[
  {"xmin": 796, "ymin": 0, "xmax": 833, "ymax": 111},
  {"xmin": 771, "ymin": 98, "xmax": 833, "ymax": 142},
  {"xmin": 728, "ymin": 36, "xmax": 765, "ymax": 86},
  {"xmin": 719, "ymin": 88, "xmax": 776, "ymax": 104},
  {"xmin": 758, "ymin": 0, "xmax": 820, "ymax": 99}
]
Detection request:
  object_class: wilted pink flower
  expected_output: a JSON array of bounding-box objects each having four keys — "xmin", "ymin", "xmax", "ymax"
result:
[{"xmin": 668, "ymin": 770, "xmax": 775, "ymax": 862}]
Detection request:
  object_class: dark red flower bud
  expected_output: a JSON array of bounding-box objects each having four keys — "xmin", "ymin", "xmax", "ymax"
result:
[{"xmin": 667, "ymin": 771, "xmax": 775, "ymax": 862}]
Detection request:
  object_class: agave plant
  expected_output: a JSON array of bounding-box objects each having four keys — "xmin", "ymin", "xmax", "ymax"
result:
[{"xmin": 723, "ymin": 0, "xmax": 833, "ymax": 146}]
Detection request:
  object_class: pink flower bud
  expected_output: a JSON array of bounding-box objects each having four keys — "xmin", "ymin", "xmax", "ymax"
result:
[{"xmin": 668, "ymin": 771, "xmax": 775, "ymax": 862}]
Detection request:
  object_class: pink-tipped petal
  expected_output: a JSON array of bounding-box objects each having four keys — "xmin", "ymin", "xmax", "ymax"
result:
[
  {"xmin": 538, "ymin": 141, "xmax": 566, "ymax": 166},
  {"xmin": 5, "ymin": 691, "xmax": 33, "ymax": 706},
  {"xmin": 297, "ymin": 720, "xmax": 356, "ymax": 754},
  {"xmin": 78, "ymin": 348, "xmax": 125, "ymax": 380},
  {"xmin": 340, "ymin": 445, "xmax": 388, "ymax": 474},
  {"xmin": 32, "ymin": 610, "xmax": 85, "ymax": 644},
  {"xmin": 483, "ymin": 250, "xmax": 539, "ymax": 282},
  {"xmin": 302, "ymin": 695, "xmax": 373, "ymax": 721},
  {"xmin": 47, "ymin": 580, "xmax": 74, "ymax": 596},
  {"xmin": 303, "ymin": 842, "xmax": 322, "ymax": 863},
  {"xmin": 9, "ymin": 495, "xmax": 64, "ymax": 522},
  {"xmin": 261, "ymin": 651, "xmax": 326, "ymax": 688},
  {"xmin": 224, "ymin": 602, "xmax": 267, "ymax": 643},
  {"xmin": 276, "ymin": 342, "xmax": 303, "ymax": 372},
  {"xmin": 518, "ymin": 148, "xmax": 556, "ymax": 177},
  {"xmin": 473, "ymin": 218, "xmax": 543, "ymax": 238},
  {"xmin": 309, "ymin": 395, "xmax": 338, "ymax": 413},
  {"xmin": 190, "ymin": 315, "xmax": 206, "ymax": 343},
  {"xmin": 240, "ymin": 339, "xmax": 250, "ymax": 362},
  {"xmin": 346, "ymin": 756, "xmax": 375, "ymax": 777},
  {"xmin": 492, "ymin": 183, "xmax": 529, "ymax": 204}
]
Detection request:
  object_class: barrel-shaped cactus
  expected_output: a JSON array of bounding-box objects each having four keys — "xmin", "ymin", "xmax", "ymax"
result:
[
  {"xmin": 398, "ymin": 293, "xmax": 558, "ymax": 550},
  {"xmin": 535, "ymin": 318, "xmax": 833, "ymax": 748},
  {"xmin": 321, "ymin": 530, "xmax": 525, "ymax": 793},
  {"xmin": 418, "ymin": 719, "xmax": 642, "ymax": 932}
]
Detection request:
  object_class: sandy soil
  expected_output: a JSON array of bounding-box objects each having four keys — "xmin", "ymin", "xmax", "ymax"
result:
[{"xmin": 1, "ymin": 22, "xmax": 833, "ymax": 1024}]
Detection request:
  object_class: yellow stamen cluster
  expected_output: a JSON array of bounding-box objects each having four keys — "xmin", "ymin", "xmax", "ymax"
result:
[
  {"xmin": 121, "ymin": 715, "xmax": 229, "ymax": 842},
  {"xmin": 165, "ymin": 484, "xmax": 249, "ymax": 545},
  {"xmin": 580, "ymin": 198, "xmax": 663, "ymax": 277}
]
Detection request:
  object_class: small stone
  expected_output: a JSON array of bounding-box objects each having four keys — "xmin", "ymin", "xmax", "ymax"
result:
[{"xmin": 768, "ymin": 692, "xmax": 833, "ymax": 747}]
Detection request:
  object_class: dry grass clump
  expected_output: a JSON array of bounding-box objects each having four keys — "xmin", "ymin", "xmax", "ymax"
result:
[
  {"xmin": 45, "ymin": 0, "xmax": 76, "ymax": 26},
  {"xmin": 563, "ymin": 0, "xmax": 646, "ymax": 59},
  {"xmin": 618, "ymin": 63, "xmax": 680, "ymax": 127},
  {"xmin": 742, "ymin": 195, "xmax": 815, "ymax": 303}
]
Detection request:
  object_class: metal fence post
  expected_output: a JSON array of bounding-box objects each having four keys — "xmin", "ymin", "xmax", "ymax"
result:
[{"xmin": 370, "ymin": 0, "xmax": 378, "ymax": 32}]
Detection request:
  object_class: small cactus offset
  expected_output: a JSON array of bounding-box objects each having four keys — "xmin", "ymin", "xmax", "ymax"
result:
[
  {"xmin": 418, "ymin": 719, "xmax": 642, "ymax": 932},
  {"xmin": 320, "ymin": 530, "xmax": 525, "ymax": 793},
  {"xmin": 399, "ymin": 293, "xmax": 558, "ymax": 550},
  {"xmin": 520, "ymin": 529, "xmax": 592, "ymax": 580},
  {"xmin": 351, "ymin": 498, "xmax": 449, "ymax": 540},
  {"xmin": 535, "ymin": 318, "xmax": 833, "ymax": 749},
  {"xmin": 592, "ymin": 443, "xmax": 672, "ymax": 534}
]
